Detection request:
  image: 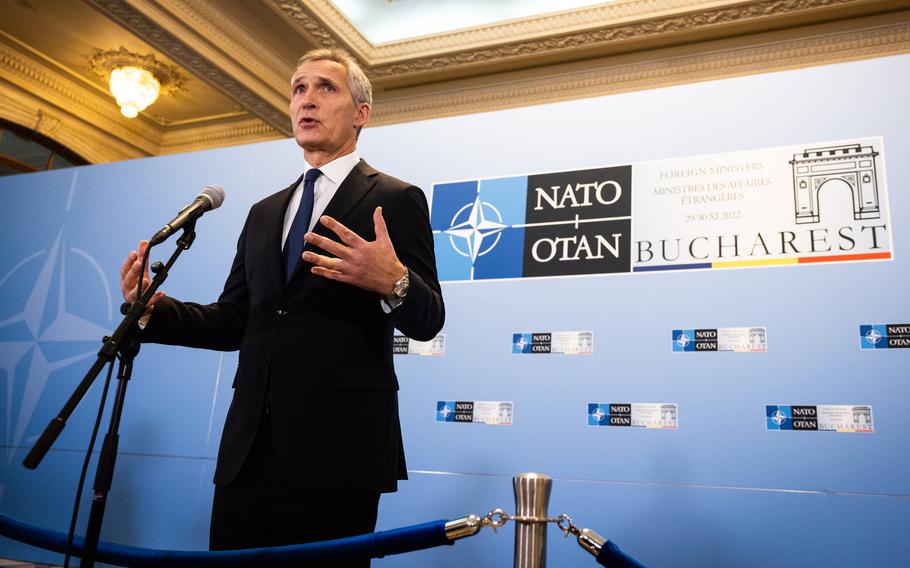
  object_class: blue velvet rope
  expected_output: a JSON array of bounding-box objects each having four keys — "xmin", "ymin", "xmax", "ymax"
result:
[
  {"xmin": 0, "ymin": 513, "xmax": 452, "ymax": 567},
  {"xmin": 596, "ymin": 539, "xmax": 647, "ymax": 568}
]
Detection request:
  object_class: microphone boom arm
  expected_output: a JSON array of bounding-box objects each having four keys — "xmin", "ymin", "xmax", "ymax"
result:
[{"xmin": 22, "ymin": 224, "xmax": 197, "ymax": 470}]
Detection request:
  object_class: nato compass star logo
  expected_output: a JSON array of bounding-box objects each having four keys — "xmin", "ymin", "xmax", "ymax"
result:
[
  {"xmin": 771, "ymin": 409, "xmax": 787, "ymax": 426},
  {"xmin": 512, "ymin": 334, "xmax": 532, "ymax": 354},
  {"xmin": 859, "ymin": 325, "xmax": 889, "ymax": 349},
  {"xmin": 766, "ymin": 405, "xmax": 792, "ymax": 430},
  {"xmin": 443, "ymin": 196, "xmax": 507, "ymax": 264},
  {"xmin": 0, "ymin": 229, "xmax": 112, "ymax": 467},
  {"xmin": 672, "ymin": 329, "xmax": 694, "ymax": 352},
  {"xmin": 436, "ymin": 401, "xmax": 455, "ymax": 422},
  {"xmin": 587, "ymin": 403, "xmax": 609, "ymax": 426},
  {"xmin": 676, "ymin": 333, "xmax": 690, "ymax": 348},
  {"xmin": 430, "ymin": 176, "xmax": 527, "ymax": 281},
  {"xmin": 864, "ymin": 328, "xmax": 882, "ymax": 345}
]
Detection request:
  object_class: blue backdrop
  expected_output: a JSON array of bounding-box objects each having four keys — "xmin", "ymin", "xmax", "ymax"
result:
[{"xmin": 1, "ymin": 54, "xmax": 908, "ymax": 567}]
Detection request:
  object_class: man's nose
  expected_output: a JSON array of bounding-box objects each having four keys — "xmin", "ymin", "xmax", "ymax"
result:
[{"xmin": 295, "ymin": 89, "xmax": 316, "ymax": 108}]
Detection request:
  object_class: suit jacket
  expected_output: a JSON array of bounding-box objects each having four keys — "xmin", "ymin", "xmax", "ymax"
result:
[{"xmin": 141, "ymin": 160, "xmax": 445, "ymax": 494}]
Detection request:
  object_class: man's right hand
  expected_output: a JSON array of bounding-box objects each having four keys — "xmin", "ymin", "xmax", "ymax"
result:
[{"xmin": 120, "ymin": 240, "xmax": 165, "ymax": 318}]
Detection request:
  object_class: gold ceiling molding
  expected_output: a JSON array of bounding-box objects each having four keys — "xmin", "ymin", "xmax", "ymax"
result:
[
  {"xmin": 368, "ymin": 19, "xmax": 910, "ymax": 127},
  {"xmin": 153, "ymin": 0, "xmax": 293, "ymax": 100},
  {"xmin": 0, "ymin": 40, "xmax": 161, "ymax": 152},
  {"xmin": 300, "ymin": 0, "xmax": 721, "ymax": 61},
  {"xmin": 85, "ymin": 0, "xmax": 293, "ymax": 136},
  {"xmin": 3, "ymin": 0, "xmax": 907, "ymax": 165},
  {"xmin": 89, "ymin": 47, "xmax": 185, "ymax": 94},
  {"xmin": 1, "ymin": 36, "xmax": 283, "ymax": 162},
  {"xmin": 6, "ymin": 0, "xmax": 36, "ymax": 12},
  {"xmin": 268, "ymin": 0, "xmax": 897, "ymax": 80},
  {"xmin": 148, "ymin": 109, "xmax": 249, "ymax": 128},
  {"xmin": 268, "ymin": 0, "xmax": 368, "ymax": 59},
  {"xmin": 264, "ymin": 0, "xmax": 345, "ymax": 54},
  {"xmin": 0, "ymin": 89, "xmax": 146, "ymax": 163},
  {"xmin": 367, "ymin": 0, "xmax": 897, "ymax": 78},
  {"xmin": 33, "ymin": 109, "xmax": 62, "ymax": 137},
  {"xmin": 160, "ymin": 118, "xmax": 280, "ymax": 155}
]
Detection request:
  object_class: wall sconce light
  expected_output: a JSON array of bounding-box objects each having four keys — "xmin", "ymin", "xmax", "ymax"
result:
[{"xmin": 90, "ymin": 48, "xmax": 183, "ymax": 118}]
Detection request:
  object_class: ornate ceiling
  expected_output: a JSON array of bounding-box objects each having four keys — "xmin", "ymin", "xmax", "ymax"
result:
[{"xmin": 1, "ymin": 0, "xmax": 908, "ymax": 164}]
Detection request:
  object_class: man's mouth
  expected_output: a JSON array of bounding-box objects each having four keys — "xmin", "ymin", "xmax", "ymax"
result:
[{"xmin": 299, "ymin": 117, "xmax": 319, "ymax": 127}]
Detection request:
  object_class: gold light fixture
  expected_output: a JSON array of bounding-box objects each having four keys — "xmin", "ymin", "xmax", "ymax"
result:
[
  {"xmin": 90, "ymin": 48, "xmax": 183, "ymax": 118},
  {"xmin": 109, "ymin": 66, "xmax": 160, "ymax": 118}
]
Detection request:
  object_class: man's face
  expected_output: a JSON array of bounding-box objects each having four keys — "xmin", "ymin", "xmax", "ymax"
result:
[{"xmin": 289, "ymin": 59, "xmax": 369, "ymax": 156}]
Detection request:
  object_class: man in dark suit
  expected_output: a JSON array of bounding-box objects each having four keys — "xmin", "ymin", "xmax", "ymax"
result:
[{"xmin": 119, "ymin": 48, "xmax": 444, "ymax": 563}]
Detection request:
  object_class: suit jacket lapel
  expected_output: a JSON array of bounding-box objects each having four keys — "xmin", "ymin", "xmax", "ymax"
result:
[
  {"xmin": 269, "ymin": 174, "xmax": 302, "ymax": 292},
  {"xmin": 288, "ymin": 160, "xmax": 379, "ymax": 284},
  {"xmin": 317, "ymin": 159, "xmax": 378, "ymax": 233}
]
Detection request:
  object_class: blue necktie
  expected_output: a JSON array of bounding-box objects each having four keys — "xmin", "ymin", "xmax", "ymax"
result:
[{"xmin": 285, "ymin": 168, "xmax": 321, "ymax": 282}]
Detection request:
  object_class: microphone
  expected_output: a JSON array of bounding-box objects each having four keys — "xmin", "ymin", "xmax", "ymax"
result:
[{"xmin": 149, "ymin": 185, "xmax": 225, "ymax": 245}]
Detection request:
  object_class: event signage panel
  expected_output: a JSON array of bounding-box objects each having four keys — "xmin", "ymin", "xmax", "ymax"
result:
[
  {"xmin": 587, "ymin": 403, "xmax": 678, "ymax": 429},
  {"xmin": 672, "ymin": 327, "xmax": 767, "ymax": 352},
  {"xmin": 859, "ymin": 324, "xmax": 910, "ymax": 349},
  {"xmin": 436, "ymin": 401, "xmax": 513, "ymax": 425},
  {"xmin": 393, "ymin": 333, "xmax": 446, "ymax": 355},
  {"xmin": 512, "ymin": 331, "xmax": 594, "ymax": 354},
  {"xmin": 431, "ymin": 137, "xmax": 892, "ymax": 281},
  {"xmin": 765, "ymin": 405, "xmax": 874, "ymax": 432}
]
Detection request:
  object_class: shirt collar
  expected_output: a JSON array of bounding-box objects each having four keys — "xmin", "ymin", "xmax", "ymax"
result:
[{"xmin": 304, "ymin": 151, "xmax": 360, "ymax": 187}]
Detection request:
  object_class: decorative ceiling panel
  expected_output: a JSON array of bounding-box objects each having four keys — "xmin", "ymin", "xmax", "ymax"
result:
[{"xmin": 0, "ymin": 0, "xmax": 907, "ymax": 163}]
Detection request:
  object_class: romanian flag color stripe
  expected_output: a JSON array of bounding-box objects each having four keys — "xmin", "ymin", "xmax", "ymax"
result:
[
  {"xmin": 797, "ymin": 251, "xmax": 892, "ymax": 264},
  {"xmin": 634, "ymin": 251, "xmax": 891, "ymax": 272},
  {"xmin": 633, "ymin": 263, "xmax": 711, "ymax": 272},
  {"xmin": 713, "ymin": 258, "xmax": 797, "ymax": 269}
]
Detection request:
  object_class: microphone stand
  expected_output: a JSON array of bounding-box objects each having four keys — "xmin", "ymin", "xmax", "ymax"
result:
[{"xmin": 23, "ymin": 223, "xmax": 198, "ymax": 568}]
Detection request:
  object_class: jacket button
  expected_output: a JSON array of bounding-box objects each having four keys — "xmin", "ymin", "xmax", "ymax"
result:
[{"xmin": 276, "ymin": 309, "xmax": 288, "ymax": 317}]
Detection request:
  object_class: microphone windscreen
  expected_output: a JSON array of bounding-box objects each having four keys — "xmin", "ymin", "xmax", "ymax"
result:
[{"xmin": 199, "ymin": 185, "xmax": 225, "ymax": 209}]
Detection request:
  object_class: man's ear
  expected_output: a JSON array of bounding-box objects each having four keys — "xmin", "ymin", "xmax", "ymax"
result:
[{"xmin": 354, "ymin": 103, "xmax": 371, "ymax": 128}]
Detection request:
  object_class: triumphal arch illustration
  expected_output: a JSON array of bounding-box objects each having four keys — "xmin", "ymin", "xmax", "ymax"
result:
[{"xmin": 790, "ymin": 143, "xmax": 880, "ymax": 224}]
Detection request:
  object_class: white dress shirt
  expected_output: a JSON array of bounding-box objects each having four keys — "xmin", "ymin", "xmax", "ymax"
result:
[
  {"xmin": 281, "ymin": 151, "xmax": 360, "ymax": 250},
  {"xmin": 280, "ymin": 151, "xmax": 403, "ymax": 312}
]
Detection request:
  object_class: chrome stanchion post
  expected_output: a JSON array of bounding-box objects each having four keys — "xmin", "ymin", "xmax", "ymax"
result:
[{"xmin": 513, "ymin": 472, "xmax": 552, "ymax": 568}]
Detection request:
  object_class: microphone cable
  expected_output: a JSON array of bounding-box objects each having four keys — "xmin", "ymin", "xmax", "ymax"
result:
[{"xmin": 63, "ymin": 358, "xmax": 116, "ymax": 568}]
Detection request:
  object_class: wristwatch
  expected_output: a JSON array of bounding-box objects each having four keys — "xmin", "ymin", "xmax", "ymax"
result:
[{"xmin": 385, "ymin": 269, "xmax": 409, "ymax": 309}]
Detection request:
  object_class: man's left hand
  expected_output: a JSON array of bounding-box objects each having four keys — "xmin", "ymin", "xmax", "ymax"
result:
[{"xmin": 302, "ymin": 206, "xmax": 406, "ymax": 295}]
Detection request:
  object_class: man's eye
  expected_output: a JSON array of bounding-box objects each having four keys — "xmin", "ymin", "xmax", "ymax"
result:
[
  {"xmin": 320, "ymin": 83, "xmax": 335, "ymax": 91},
  {"xmin": 294, "ymin": 85, "xmax": 306, "ymax": 94}
]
